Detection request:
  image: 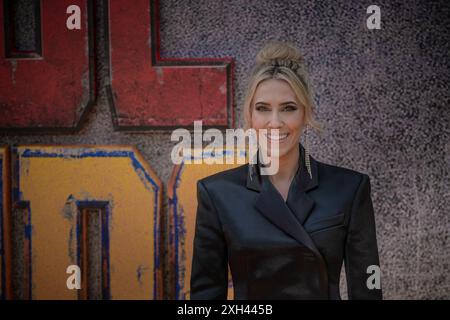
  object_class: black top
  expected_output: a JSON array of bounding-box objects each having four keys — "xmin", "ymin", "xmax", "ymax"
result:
[{"xmin": 190, "ymin": 143, "xmax": 382, "ymax": 300}]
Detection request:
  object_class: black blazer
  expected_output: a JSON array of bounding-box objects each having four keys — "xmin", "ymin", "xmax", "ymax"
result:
[{"xmin": 190, "ymin": 144, "xmax": 382, "ymax": 300}]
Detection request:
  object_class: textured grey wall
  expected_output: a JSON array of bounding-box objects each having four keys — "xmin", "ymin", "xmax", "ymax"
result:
[{"xmin": 2, "ymin": 0, "xmax": 449, "ymax": 299}]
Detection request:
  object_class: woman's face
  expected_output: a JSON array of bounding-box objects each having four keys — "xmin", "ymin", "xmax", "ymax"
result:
[{"xmin": 250, "ymin": 78, "xmax": 305, "ymax": 159}]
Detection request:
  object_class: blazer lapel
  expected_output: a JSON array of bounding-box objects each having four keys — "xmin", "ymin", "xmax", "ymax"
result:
[
  {"xmin": 286, "ymin": 144, "xmax": 319, "ymax": 225},
  {"xmin": 248, "ymin": 144, "xmax": 322, "ymax": 258},
  {"xmin": 254, "ymin": 175, "xmax": 301, "ymax": 241}
]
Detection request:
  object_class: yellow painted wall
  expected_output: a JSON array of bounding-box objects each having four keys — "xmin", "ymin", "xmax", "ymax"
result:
[
  {"xmin": 169, "ymin": 149, "xmax": 247, "ymax": 299},
  {"xmin": 16, "ymin": 146, "xmax": 162, "ymax": 299}
]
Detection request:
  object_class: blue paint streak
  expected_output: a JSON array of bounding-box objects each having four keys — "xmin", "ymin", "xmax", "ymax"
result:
[
  {"xmin": 76, "ymin": 209, "xmax": 82, "ymax": 287},
  {"xmin": 136, "ymin": 266, "xmax": 143, "ymax": 284},
  {"xmin": 24, "ymin": 203, "xmax": 31, "ymax": 300},
  {"xmin": 102, "ymin": 204, "xmax": 111, "ymax": 300},
  {"xmin": 68, "ymin": 226, "xmax": 74, "ymax": 262},
  {"xmin": 13, "ymin": 147, "xmax": 20, "ymax": 202},
  {"xmin": 172, "ymin": 162, "xmax": 184, "ymax": 299},
  {"xmin": 76, "ymin": 201, "xmax": 108, "ymax": 209},
  {"xmin": 153, "ymin": 188, "xmax": 159, "ymax": 299},
  {"xmin": 24, "ymin": 224, "xmax": 32, "ymax": 239},
  {"xmin": 136, "ymin": 265, "xmax": 148, "ymax": 285},
  {"xmin": 20, "ymin": 148, "xmax": 159, "ymax": 191}
]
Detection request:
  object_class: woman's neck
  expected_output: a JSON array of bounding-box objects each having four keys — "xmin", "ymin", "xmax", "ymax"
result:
[{"xmin": 268, "ymin": 144, "xmax": 300, "ymax": 184}]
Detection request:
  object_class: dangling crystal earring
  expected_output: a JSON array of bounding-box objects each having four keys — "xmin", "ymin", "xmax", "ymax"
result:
[{"xmin": 304, "ymin": 125, "xmax": 312, "ymax": 179}]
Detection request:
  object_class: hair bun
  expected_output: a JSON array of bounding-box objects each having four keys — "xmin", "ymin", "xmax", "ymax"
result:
[{"xmin": 255, "ymin": 41, "xmax": 305, "ymax": 66}]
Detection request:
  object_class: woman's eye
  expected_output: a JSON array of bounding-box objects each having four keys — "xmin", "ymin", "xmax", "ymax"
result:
[
  {"xmin": 255, "ymin": 106, "xmax": 270, "ymax": 112},
  {"xmin": 283, "ymin": 105, "xmax": 297, "ymax": 111}
]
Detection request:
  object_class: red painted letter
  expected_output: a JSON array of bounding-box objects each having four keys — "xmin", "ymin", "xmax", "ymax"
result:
[
  {"xmin": 0, "ymin": 0, "xmax": 95, "ymax": 132},
  {"xmin": 107, "ymin": 0, "xmax": 233, "ymax": 129}
]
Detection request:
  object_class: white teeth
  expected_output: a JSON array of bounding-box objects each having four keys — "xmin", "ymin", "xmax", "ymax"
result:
[{"xmin": 265, "ymin": 133, "xmax": 289, "ymax": 141}]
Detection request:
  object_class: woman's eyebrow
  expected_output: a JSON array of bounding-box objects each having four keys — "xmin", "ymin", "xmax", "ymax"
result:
[
  {"xmin": 254, "ymin": 101, "xmax": 297, "ymax": 106},
  {"xmin": 280, "ymin": 101, "xmax": 297, "ymax": 105}
]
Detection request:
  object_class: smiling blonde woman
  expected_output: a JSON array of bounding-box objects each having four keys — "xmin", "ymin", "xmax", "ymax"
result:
[{"xmin": 190, "ymin": 41, "xmax": 382, "ymax": 300}]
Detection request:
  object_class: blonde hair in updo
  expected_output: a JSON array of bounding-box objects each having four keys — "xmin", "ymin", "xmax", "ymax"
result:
[{"xmin": 243, "ymin": 41, "xmax": 323, "ymax": 134}]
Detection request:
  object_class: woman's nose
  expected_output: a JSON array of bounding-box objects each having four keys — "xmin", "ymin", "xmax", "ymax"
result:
[{"xmin": 267, "ymin": 111, "xmax": 283, "ymax": 128}]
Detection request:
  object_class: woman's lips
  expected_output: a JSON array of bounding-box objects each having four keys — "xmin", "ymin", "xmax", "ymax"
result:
[{"xmin": 264, "ymin": 132, "xmax": 289, "ymax": 142}]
